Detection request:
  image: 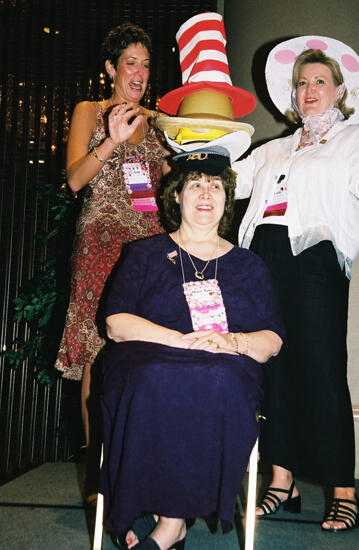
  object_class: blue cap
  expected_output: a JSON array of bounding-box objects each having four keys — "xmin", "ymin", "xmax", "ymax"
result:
[{"xmin": 172, "ymin": 146, "xmax": 230, "ymax": 176}]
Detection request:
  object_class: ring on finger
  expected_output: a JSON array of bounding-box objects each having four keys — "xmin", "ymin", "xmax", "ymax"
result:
[{"xmin": 207, "ymin": 338, "xmax": 213, "ymax": 345}]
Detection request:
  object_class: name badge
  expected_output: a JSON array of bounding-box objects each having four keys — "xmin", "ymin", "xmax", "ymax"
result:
[
  {"xmin": 263, "ymin": 174, "xmax": 288, "ymax": 218},
  {"xmin": 122, "ymin": 158, "xmax": 151, "ymax": 186},
  {"xmin": 183, "ymin": 278, "xmax": 228, "ymax": 333},
  {"xmin": 122, "ymin": 156, "xmax": 158, "ymax": 212}
]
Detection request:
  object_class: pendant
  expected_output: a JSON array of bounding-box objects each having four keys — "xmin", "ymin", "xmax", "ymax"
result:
[{"xmin": 195, "ymin": 271, "xmax": 204, "ymax": 280}]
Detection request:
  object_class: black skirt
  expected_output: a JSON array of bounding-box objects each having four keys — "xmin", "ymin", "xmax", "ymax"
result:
[{"xmin": 250, "ymin": 224, "xmax": 355, "ymax": 487}]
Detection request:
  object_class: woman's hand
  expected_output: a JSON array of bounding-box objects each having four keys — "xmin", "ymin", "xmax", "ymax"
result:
[
  {"xmin": 108, "ymin": 102, "xmax": 144, "ymax": 146},
  {"xmin": 66, "ymin": 101, "xmax": 145, "ymax": 194},
  {"xmin": 181, "ymin": 329, "xmax": 282, "ymax": 361},
  {"xmin": 106, "ymin": 314, "xmax": 282, "ymax": 361},
  {"xmin": 181, "ymin": 330, "xmax": 237, "ymax": 354}
]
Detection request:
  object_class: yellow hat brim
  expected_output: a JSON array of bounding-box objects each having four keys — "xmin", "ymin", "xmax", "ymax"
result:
[
  {"xmin": 163, "ymin": 129, "xmax": 253, "ymax": 163},
  {"xmin": 156, "ymin": 116, "xmax": 254, "ymax": 139}
]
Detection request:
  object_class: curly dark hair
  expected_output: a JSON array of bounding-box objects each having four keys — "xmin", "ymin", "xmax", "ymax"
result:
[
  {"xmin": 101, "ymin": 22, "xmax": 152, "ymax": 68},
  {"xmin": 162, "ymin": 167, "xmax": 237, "ymax": 237}
]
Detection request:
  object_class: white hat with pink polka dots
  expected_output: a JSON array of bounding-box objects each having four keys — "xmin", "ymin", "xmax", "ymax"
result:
[{"xmin": 265, "ymin": 36, "xmax": 359, "ymax": 124}]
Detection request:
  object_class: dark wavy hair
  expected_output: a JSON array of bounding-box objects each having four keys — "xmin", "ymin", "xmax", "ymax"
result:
[
  {"xmin": 162, "ymin": 167, "xmax": 237, "ymax": 237},
  {"xmin": 101, "ymin": 22, "xmax": 152, "ymax": 68}
]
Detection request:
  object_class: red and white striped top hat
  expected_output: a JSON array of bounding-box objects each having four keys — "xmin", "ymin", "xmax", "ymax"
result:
[{"xmin": 159, "ymin": 12, "xmax": 256, "ymax": 118}]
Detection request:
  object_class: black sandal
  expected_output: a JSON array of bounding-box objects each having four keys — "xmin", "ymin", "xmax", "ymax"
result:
[
  {"xmin": 256, "ymin": 480, "xmax": 301, "ymax": 517},
  {"xmin": 131, "ymin": 514, "xmax": 158, "ymax": 540},
  {"xmin": 112, "ymin": 514, "xmax": 158, "ymax": 548},
  {"xmin": 322, "ymin": 495, "xmax": 359, "ymax": 532}
]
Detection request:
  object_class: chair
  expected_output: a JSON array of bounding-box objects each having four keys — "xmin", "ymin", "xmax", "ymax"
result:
[
  {"xmin": 244, "ymin": 437, "xmax": 259, "ymax": 550},
  {"xmin": 92, "ymin": 445, "xmax": 104, "ymax": 550},
  {"xmin": 93, "ymin": 438, "xmax": 259, "ymax": 550}
]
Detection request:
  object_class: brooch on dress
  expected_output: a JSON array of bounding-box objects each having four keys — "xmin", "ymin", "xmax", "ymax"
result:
[{"xmin": 167, "ymin": 250, "xmax": 178, "ymax": 264}]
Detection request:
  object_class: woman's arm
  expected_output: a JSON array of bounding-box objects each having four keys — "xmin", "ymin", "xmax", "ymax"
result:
[
  {"xmin": 181, "ymin": 329, "xmax": 282, "ymax": 362},
  {"xmin": 234, "ymin": 329, "xmax": 282, "ymax": 362},
  {"xmin": 232, "ymin": 153, "xmax": 256, "ymax": 200},
  {"xmin": 106, "ymin": 312, "xmax": 191, "ymax": 349},
  {"xmin": 66, "ymin": 102, "xmax": 146, "ymax": 193}
]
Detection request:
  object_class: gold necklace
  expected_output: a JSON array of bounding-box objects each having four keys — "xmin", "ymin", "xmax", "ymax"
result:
[{"xmin": 177, "ymin": 230, "xmax": 219, "ymax": 280}]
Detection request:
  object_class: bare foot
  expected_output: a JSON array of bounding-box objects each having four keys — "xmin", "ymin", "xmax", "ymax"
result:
[{"xmin": 125, "ymin": 530, "xmax": 137, "ymax": 548}]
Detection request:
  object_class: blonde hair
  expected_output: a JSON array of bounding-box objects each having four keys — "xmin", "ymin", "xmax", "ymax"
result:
[{"xmin": 285, "ymin": 49, "xmax": 354, "ymax": 124}]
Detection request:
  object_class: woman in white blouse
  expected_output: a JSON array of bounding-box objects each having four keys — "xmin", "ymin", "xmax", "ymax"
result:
[{"xmin": 234, "ymin": 35, "xmax": 359, "ymax": 532}]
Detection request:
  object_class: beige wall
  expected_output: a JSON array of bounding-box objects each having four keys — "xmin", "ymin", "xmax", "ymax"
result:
[{"xmin": 223, "ymin": 0, "xmax": 359, "ymax": 475}]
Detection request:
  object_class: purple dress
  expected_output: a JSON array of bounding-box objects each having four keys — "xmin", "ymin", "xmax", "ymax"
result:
[{"xmin": 100, "ymin": 233, "xmax": 284, "ymax": 535}]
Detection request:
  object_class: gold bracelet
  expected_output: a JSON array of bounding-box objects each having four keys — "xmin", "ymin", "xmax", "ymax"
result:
[
  {"xmin": 92, "ymin": 147, "xmax": 106, "ymax": 163},
  {"xmin": 230, "ymin": 332, "xmax": 239, "ymax": 354},
  {"xmin": 239, "ymin": 332, "xmax": 249, "ymax": 355}
]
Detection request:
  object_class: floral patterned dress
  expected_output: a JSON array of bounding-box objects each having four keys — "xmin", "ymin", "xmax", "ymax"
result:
[{"xmin": 55, "ymin": 103, "xmax": 165, "ymax": 380}]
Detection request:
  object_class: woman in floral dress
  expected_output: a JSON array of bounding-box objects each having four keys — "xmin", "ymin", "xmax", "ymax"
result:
[{"xmin": 55, "ymin": 23, "xmax": 169, "ymax": 495}]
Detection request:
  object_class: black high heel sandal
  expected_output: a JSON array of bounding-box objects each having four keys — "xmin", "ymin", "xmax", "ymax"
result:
[
  {"xmin": 256, "ymin": 480, "xmax": 301, "ymax": 517},
  {"xmin": 113, "ymin": 515, "xmax": 191, "ymax": 549},
  {"xmin": 112, "ymin": 514, "xmax": 158, "ymax": 548},
  {"xmin": 130, "ymin": 514, "xmax": 158, "ymax": 541},
  {"xmin": 321, "ymin": 494, "xmax": 359, "ymax": 532}
]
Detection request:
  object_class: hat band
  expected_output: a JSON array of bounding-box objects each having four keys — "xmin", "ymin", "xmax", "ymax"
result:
[
  {"xmin": 178, "ymin": 90, "xmax": 234, "ymax": 120},
  {"xmin": 173, "ymin": 149, "xmax": 230, "ymax": 176}
]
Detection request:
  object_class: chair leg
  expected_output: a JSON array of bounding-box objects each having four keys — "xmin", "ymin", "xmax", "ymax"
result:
[
  {"xmin": 92, "ymin": 440, "xmax": 258, "ymax": 550},
  {"xmin": 92, "ymin": 444, "xmax": 104, "ymax": 550},
  {"xmin": 245, "ymin": 437, "xmax": 258, "ymax": 550}
]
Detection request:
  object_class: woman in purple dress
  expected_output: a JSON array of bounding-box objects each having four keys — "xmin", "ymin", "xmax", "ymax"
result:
[{"xmin": 101, "ymin": 146, "xmax": 284, "ymax": 550}]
